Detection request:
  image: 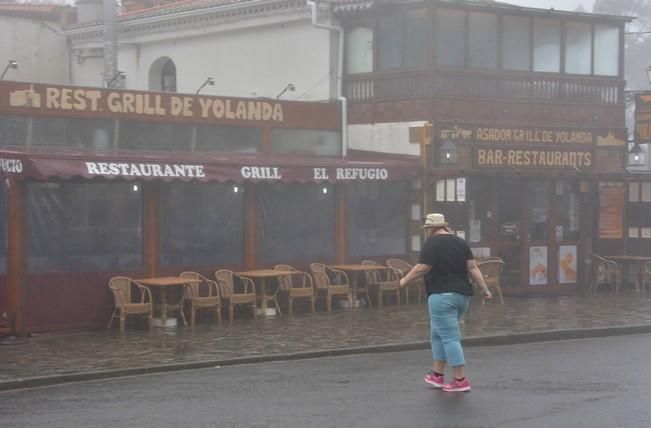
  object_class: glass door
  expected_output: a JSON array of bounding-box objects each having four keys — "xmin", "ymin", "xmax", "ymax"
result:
[{"xmin": 494, "ymin": 178, "xmax": 523, "ymax": 287}]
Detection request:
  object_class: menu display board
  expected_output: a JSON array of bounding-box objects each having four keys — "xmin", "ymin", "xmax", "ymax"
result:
[{"xmin": 598, "ymin": 185, "xmax": 625, "ymax": 239}]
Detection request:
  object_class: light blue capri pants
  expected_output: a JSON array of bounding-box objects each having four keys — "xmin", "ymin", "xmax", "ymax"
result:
[{"xmin": 427, "ymin": 292, "xmax": 471, "ymax": 367}]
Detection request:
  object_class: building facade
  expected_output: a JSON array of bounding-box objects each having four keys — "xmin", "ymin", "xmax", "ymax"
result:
[{"xmin": 338, "ymin": 0, "xmax": 631, "ymax": 295}]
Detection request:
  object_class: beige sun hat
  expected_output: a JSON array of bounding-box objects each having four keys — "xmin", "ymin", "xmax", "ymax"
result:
[{"xmin": 422, "ymin": 213, "xmax": 449, "ymax": 229}]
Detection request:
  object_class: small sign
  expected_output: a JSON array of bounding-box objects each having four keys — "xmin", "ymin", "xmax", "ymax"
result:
[{"xmin": 500, "ymin": 222, "xmax": 518, "ymax": 236}]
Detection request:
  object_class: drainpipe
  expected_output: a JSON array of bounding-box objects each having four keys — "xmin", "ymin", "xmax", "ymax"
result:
[{"xmin": 307, "ymin": 0, "xmax": 347, "ymax": 157}]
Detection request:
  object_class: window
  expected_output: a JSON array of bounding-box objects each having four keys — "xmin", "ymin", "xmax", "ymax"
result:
[
  {"xmin": 27, "ymin": 182, "xmax": 142, "ymax": 273},
  {"xmin": 469, "ymin": 12, "xmax": 498, "ymax": 69},
  {"xmin": 161, "ymin": 183, "xmax": 244, "ymax": 267},
  {"xmin": 503, "ymin": 16, "xmax": 531, "ymax": 71},
  {"xmin": 257, "ymin": 183, "xmax": 336, "ymax": 264},
  {"xmin": 565, "ymin": 22, "xmax": 592, "ymax": 75},
  {"xmin": 528, "ymin": 180, "xmax": 549, "ymax": 241},
  {"xmin": 346, "ymin": 27, "xmax": 373, "ymax": 74},
  {"xmin": 271, "ymin": 129, "xmax": 340, "ymax": 156},
  {"xmin": 468, "ymin": 178, "xmax": 490, "ymax": 243},
  {"xmin": 436, "ymin": 9, "xmax": 466, "ymax": 67},
  {"xmin": 377, "ymin": 8, "xmax": 428, "ymax": 70},
  {"xmin": 148, "ymin": 57, "xmax": 177, "ymax": 92},
  {"xmin": 555, "ymin": 181, "xmax": 580, "ymax": 241},
  {"xmin": 31, "ymin": 118, "xmax": 114, "ymax": 149},
  {"xmin": 533, "ymin": 19, "xmax": 561, "ymax": 72},
  {"xmin": 594, "ymin": 24, "xmax": 620, "ymax": 76},
  {"xmin": 347, "ymin": 182, "xmax": 408, "ymax": 257},
  {"xmin": 196, "ymin": 125, "xmax": 262, "ymax": 153},
  {"xmin": 120, "ymin": 120, "xmax": 192, "ymax": 151},
  {"xmin": 161, "ymin": 60, "xmax": 177, "ymax": 92},
  {"xmin": 0, "ymin": 115, "xmax": 28, "ymax": 147}
]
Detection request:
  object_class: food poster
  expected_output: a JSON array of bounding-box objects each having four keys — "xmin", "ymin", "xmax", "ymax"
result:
[
  {"xmin": 529, "ymin": 246, "xmax": 548, "ymax": 285},
  {"xmin": 558, "ymin": 245, "xmax": 578, "ymax": 284}
]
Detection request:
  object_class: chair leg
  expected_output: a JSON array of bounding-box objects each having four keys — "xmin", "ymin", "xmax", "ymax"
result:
[
  {"xmin": 216, "ymin": 306, "xmax": 222, "ymax": 323},
  {"xmin": 229, "ymin": 304, "xmax": 234, "ymax": 322},
  {"xmin": 148, "ymin": 313, "xmax": 153, "ymax": 330},
  {"xmin": 119, "ymin": 315, "xmax": 126, "ymax": 334},
  {"xmin": 326, "ymin": 295, "xmax": 331, "ymax": 312},
  {"xmin": 310, "ymin": 297, "xmax": 315, "ymax": 313},
  {"xmin": 191, "ymin": 308, "xmax": 196, "ymax": 328},
  {"xmin": 348, "ymin": 294, "xmax": 353, "ymax": 309},
  {"xmin": 251, "ymin": 303, "xmax": 257, "ymax": 318},
  {"xmin": 289, "ymin": 297, "xmax": 294, "ymax": 316},
  {"xmin": 378, "ymin": 290, "xmax": 383, "ymax": 307},
  {"xmin": 107, "ymin": 309, "xmax": 117, "ymax": 330},
  {"xmin": 179, "ymin": 307, "xmax": 188, "ymax": 327},
  {"xmin": 405, "ymin": 287, "xmax": 410, "ymax": 304}
]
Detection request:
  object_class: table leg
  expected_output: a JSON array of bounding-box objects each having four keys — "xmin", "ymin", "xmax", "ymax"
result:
[
  {"xmin": 160, "ymin": 287, "xmax": 168, "ymax": 324},
  {"xmin": 260, "ymin": 278, "xmax": 268, "ymax": 313}
]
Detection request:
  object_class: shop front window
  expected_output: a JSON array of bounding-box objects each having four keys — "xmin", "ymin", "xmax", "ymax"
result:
[
  {"xmin": 555, "ymin": 180, "xmax": 581, "ymax": 241},
  {"xmin": 348, "ymin": 182, "xmax": 408, "ymax": 257},
  {"xmin": 528, "ymin": 180, "xmax": 550, "ymax": 241},
  {"xmin": 468, "ymin": 178, "xmax": 491, "ymax": 243},
  {"xmin": 257, "ymin": 183, "xmax": 336, "ymax": 265},
  {"xmin": 161, "ymin": 183, "xmax": 244, "ymax": 267},
  {"xmin": 27, "ymin": 182, "xmax": 142, "ymax": 273},
  {"xmin": 270, "ymin": 129, "xmax": 340, "ymax": 156},
  {"xmin": 496, "ymin": 178, "xmax": 521, "ymax": 242}
]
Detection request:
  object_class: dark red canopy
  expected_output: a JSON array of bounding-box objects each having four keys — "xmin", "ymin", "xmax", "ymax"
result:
[{"xmin": 0, "ymin": 148, "xmax": 420, "ymax": 183}]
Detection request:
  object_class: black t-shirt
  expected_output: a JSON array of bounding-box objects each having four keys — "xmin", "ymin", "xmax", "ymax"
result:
[{"xmin": 418, "ymin": 234, "xmax": 474, "ymax": 296}]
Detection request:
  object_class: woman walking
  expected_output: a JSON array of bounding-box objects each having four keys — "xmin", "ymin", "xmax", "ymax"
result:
[{"xmin": 400, "ymin": 213, "xmax": 491, "ymax": 392}]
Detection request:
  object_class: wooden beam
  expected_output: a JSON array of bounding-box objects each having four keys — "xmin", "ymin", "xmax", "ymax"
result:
[
  {"xmin": 244, "ymin": 183, "xmax": 257, "ymax": 269},
  {"xmin": 335, "ymin": 183, "xmax": 347, "ymax": 264},
  {"xmin": 143, "ymin": 182, "xmax": 160, "ymax": 277},
  {"xmin": 6, "ymin": 178, "xmax": 27, "ymax": 337}
]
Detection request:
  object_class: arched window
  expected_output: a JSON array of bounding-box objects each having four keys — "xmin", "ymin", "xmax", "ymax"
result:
[{"xmin": 149, "ymin": 57, "xmax": 177, "ymax": 92}]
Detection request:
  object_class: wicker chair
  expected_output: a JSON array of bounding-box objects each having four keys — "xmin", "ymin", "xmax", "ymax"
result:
[
  {"xmin": 107, "ymin": 276, "xmax": 153, "ymax": 333},
  {"xmin": 274, "ymin": 264, "xmax": 315, "ymax": 315},
  {"xmin": 309, "ymin": 263, "xmax": 353, "ymax": 312},
  {"xmin": 643, "ymin": 261, "xmax": 651, "ymax": 293},
  {"xmin": 362, "ymin": 260, "xmax": 401, "ymax": 306},
  {"xmin": 476, "ymin": 259, "xmax": 505, "ymax": 304},
  {"xmin": 214, "ymin": 269, "xmax": 257, "ymax": 321},
  {"xmin": 386, "ymin": 258, "xmax": 423, "ymax": 303},
  {"xmin": 590, "ymin": 254, "xmax": 622, "ymax": 294},
  {"xmin": 179, "ymin": 272, "xmax": 221, "ymax": 327}
]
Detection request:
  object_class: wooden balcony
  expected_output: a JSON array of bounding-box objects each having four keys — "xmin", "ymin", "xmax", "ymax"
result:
[{"xmin": 344, "ymin": 68, "xmax": 625, "ymax": 106}]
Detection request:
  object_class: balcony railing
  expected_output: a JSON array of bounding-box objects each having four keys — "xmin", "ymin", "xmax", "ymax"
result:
[{"xmin": 344, "ymin": 68, "xmax": 625, "ymax": 106}]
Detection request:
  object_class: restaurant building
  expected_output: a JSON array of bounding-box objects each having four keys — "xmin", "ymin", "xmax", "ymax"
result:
[
  {"xmin": 338, "ymin": 0, "xmax": 632, "ymax": 295},
  {"xmin": 0, "ymin": 81, "xmax": 419, "ymax": 334}
]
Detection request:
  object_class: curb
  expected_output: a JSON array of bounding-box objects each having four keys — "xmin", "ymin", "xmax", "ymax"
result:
[{"xmin": 2, "ymin": 324, "xmax": 651, "ymax": 392}]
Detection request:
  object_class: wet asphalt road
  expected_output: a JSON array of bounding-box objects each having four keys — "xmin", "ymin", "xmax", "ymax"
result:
[{"xmin": 2, "ymin": 334, "xmax": 651, "ymax": 428}]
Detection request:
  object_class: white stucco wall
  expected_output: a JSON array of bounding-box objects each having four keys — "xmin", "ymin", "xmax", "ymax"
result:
[
  {"xmin": 0, "ymin": 17, "xmax": 69, "ymax": 84},
  {"xmin": 71, "ymin": 17, "xmax": 334, "ymax": 101},
  {"xmin": 348, "ymin": 122, "xmax": 424, "ymax": 156}
]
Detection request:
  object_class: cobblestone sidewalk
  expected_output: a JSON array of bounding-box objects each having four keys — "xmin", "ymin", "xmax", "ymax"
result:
[{"xmin": 2, "ymin": 291, "xmax": 651, "ymax": 388}]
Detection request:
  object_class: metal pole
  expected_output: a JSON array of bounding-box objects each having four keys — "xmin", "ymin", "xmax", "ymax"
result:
[{"xmin": 103, "ymin": 0, "xmax": 118, "ymax": 87}]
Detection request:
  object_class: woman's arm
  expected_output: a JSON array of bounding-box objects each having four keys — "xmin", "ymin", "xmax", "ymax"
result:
[
  {"xmin": 399, "ymin": 263, "xmax": 431, "ymax": 288},
  {"xmin": 467, "ymin": 259, "xmax": 492, "ymax": 299}
]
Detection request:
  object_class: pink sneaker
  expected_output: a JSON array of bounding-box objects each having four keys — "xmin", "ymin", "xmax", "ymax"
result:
[
  {"xmin": 443, "ymin": 378, "xmax": 471, "ymax": 392},
  {"xmin": 424, "ymin": 371, "xmax": 445, "ymax": 388}
]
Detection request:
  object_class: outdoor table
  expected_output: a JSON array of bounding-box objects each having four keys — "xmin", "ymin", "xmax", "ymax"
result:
[
  {"xmin": 138, "ymin": 276, "xmax": 200, "ymax": 326},
  {"xmin": 237, "ymin": 269, "xmax": 295, "ymax": 316},
  {"xmin": 328, "ymin": 264, "xmax": 389, "ymax": 307},
  {"xmin": 604, "ymin": 256, "xmax": 651, "ymax": 292}
]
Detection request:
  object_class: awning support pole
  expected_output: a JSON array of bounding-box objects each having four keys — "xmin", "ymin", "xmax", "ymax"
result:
[{"xmin": 6, "ymin": 178, "xmax": 27, "ymax": 337}]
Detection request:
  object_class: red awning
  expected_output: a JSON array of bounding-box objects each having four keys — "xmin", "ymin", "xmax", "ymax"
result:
[{"xmin": 0, "ymin": 148, "xmax": 420, "ymax": 183}]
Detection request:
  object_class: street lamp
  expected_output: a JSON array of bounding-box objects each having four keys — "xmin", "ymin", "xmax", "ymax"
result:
[
  {"xmin": 0, "ymin": 60, "xmax": 18, "ymax": 80},
  {"xmin": 276, "ymin": 83, "xmax": 295, "ymax": 99},
  {"xmin": 196, "ymin": 77, "xmax": 215, "ymax": 94}
]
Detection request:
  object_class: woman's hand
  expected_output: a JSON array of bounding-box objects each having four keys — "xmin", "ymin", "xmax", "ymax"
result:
[{"xmin": 482, "ymin": 288, "xmax": 492, "ymax": 300}]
